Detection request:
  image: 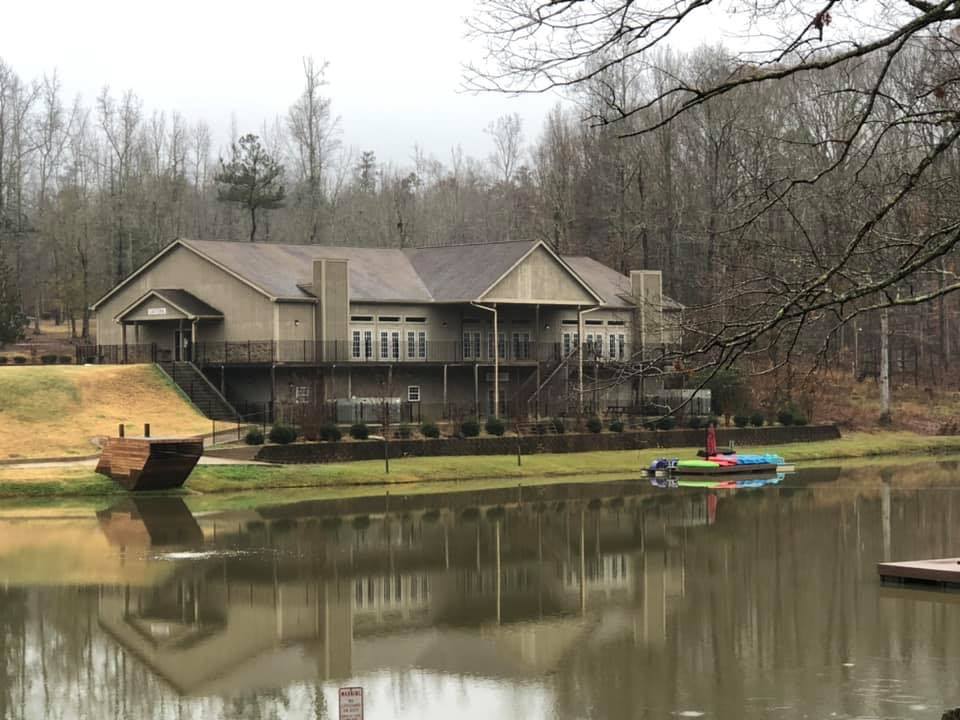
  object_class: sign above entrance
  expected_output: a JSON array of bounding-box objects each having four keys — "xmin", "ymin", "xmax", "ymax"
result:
[{"xmin": 147, "ymin": 307, "xmax": 167, "ymax": 316}]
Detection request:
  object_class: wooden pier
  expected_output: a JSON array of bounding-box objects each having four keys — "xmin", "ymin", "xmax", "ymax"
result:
[
  {"xmin": 877, "ymin": 558, "xmax": 960, "ymax": 588},
  {"xmin": 96, "ymin": 428, "xmax": 203, "ymax": 491}
]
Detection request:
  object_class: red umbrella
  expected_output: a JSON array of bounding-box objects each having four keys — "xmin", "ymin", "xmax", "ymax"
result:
[{"xmin": 706, "ymin": 423, "xmax": 717, "ymax": 457}]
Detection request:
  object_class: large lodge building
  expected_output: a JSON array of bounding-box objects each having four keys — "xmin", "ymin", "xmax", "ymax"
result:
[{"xmin": 91, "ymin": 239, "xmax": 681, "ymax": 421}]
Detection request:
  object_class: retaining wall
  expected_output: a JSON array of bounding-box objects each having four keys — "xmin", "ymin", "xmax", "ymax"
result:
[{"xmin": 253, "ymin": 424, "xmax": 841, "ymax": 464}]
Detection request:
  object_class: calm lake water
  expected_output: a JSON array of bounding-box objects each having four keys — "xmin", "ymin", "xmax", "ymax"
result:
[{"xmin": 1, "ymin": 461, "xmax": 959, "ymax": 719}]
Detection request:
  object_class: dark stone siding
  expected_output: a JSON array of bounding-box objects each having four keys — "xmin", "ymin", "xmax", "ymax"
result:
[{"xmin": 255, "ymin": 424, "xmax": 841, "ymax": 464}]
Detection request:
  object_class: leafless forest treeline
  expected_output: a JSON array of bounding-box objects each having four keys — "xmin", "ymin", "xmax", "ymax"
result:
[{"xmin": 2, "ymin": 15, "xmax": 960, "ymax": 390}]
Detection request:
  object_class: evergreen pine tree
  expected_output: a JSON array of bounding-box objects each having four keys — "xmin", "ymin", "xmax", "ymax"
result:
[{"xmin": 215, "ymin": 134, "xmax": 286, "ymax": 242}]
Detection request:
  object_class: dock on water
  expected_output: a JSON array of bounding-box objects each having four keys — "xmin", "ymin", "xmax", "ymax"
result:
[
  {"xmin": 877, "ymin": 558, "xmax": 960, "ymax": 588},
  {"xmin": 96, "ymin": 424, "xmax": 203, "ymax": 491}
]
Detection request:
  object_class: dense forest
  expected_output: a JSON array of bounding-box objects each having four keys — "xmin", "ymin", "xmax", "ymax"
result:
[{"xmin": 2, "ymin": 24, "xmax": 959, "ymax": 392}]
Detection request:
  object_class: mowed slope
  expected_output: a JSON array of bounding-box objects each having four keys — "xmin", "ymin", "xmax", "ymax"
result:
[{"xmin": 0, "ymin": 365, "xmax": 213, "ymax": 459}]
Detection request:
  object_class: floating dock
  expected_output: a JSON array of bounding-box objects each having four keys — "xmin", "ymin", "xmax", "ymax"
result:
[
  {"xmin": 877, "ymin": 558, "xmax": 960, "ymax": 588},
  {"xmin": 96, "ymin": 436, "xmax": 203, "ymax": 491}
]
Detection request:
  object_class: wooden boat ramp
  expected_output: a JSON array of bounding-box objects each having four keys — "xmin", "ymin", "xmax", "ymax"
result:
[
  {"xmin": 877, "ymin": 558, "xmax": 960, "ymax": 589},
  {"xmin": 96, "ymin": 424, "xmax": 203, "ymax": 491}
]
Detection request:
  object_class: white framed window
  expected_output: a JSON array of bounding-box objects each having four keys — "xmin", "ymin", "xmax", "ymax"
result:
[
  {"xmin": 352, "ymin": 330, "xmax": 362, "ymax": 360},
  {"xmin": 487, "ymin": 331, "xmax": 506, "ymax": 360},
  {"xmin": 617, "ymin": 334, "xmax": 626, "ymax": 360},
  {"xmin": 562, "ymin": 332, "xmax": 572, "ymax": 356},
  {"xmin": 363, "ymin": 330, "xmax": 373, "ymax": 359},
  {"xmin": 294, "ymin": 386, "xmax": 310, "ymax": 404},
  {"xmin": 407, "ymin": 385, "xmax": 421, "ymax": 402},
  {"xmin": 417, "ymin": 331, "xmax": 427, "ymax": 359},
  {"xmin": 463, "ymin": 331, "xmax": 481, "ymax": 360},
  {"xmin": 390, "ymin": 331, "xmax": 400, "ymax": 360},
  {"xmin": 407, "ymin": 331, "xmax": 416, "ymax": 359},
  {"xmin": 405, "ymin": 316, "xmax": 426, "ymax": 323},
  {"xmin": 609, "ymin": 334, "xmax": 617, "ymax": 359},
  {"xmin": 380, "ymin": 331, "xmax": 389, "ymax": 359},
  {"xmin": 351, "ymin": 315, "xmax": 373, "ymax": 322},
  {"xmin": 378, "ymin": 315, "xmax": 401, "ymax": 322},
  {"xmin": 512, "ymin": 332, "xmax": 530, "ymax": 360}
]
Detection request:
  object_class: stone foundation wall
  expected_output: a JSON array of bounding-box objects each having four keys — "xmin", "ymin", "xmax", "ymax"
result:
[{"xmin": 254, "ymin": 424, "xmax": 841, "ymax": 464}]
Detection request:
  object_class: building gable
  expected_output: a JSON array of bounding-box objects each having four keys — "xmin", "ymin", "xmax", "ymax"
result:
[
  {"xmin": 481, "ymin": 244, "xmax": 598, "ymax": 305},
  {"xmin": 117, "ymin": 293, "xmax": 189, "ymax": 322}
]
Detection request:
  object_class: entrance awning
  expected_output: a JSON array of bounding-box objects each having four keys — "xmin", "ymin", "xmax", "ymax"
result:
[{"xmin": 115, "ymin": 289, "xmax": 223, "ymax": 323}]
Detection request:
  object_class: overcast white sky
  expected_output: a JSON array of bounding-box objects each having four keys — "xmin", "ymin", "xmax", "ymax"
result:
[{"xmin": 1, "ymin": 0, "xmax": 572, "ymax": 166}]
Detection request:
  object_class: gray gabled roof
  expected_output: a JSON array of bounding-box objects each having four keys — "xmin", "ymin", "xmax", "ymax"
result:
[
  {"xmin": 563, "ymin": 256, "xmax": 683, "ymax": 310},
  {"xmin": 115, "ymin": 288, "xmax": 223, "ymax": 321},
  {"xmin": 404, "ymin": 240, "xmax": 537, "ymax": 302},
  {"xmin": 182, "ymin": 239, "xmax": 433, "ymax": 302}
]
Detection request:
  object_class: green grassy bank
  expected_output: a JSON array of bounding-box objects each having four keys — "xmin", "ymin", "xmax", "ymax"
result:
[{"xmin": 2, "ymin": 431, "xmax": 960, "ymax": 500}]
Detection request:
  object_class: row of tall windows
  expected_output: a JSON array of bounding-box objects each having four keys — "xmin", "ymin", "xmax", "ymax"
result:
[
  {"xmin": 350, "ymin": 328, "xmax": 427, "ymax": 361},
  {"xmin": 463, "ymin": 331, "xmax": 532, "ymax": 361},
  {"xmin": 562, "ymin": 331, "xmax": 627, "ymax": 360}
]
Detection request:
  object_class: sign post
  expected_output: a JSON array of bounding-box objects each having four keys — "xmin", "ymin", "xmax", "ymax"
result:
[{"xmin": 339, "ymin": 687, "xmax": 364, "ymax": 720}]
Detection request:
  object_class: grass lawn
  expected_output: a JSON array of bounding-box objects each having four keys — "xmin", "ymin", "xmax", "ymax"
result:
[
  {"xmin": 3, "ymin": 430, "xmax": 960, "ymax": 499},
  {"xmin": 0, "ymin": 365, "xmax": 220, "ymax": 460}
]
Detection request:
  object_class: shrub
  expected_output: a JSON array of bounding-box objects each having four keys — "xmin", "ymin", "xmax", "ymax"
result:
[
  {"xmin": 13, "ymin": 356, "xmax": 26, "ymax": 364},
  {"xmin": 551, "ymin": 417, "xmax": 566, "ymax": 434},
  {"xmin": 534, "ymin": 422, "xmax": 548, "ymax": 435},
  {"xmin": 609, "ymin": 419, "xmax": 624, "ymax": 433},
  {"xmin": 878, "ymin": 411, "xmax": 892, "ymax": 427},
  {"xmin": 586, "ymin": 416, "xmax": 603, "ymax": 433},
  {"xmin": 268, "ymin": 423, "xmax": 297, "ymax": 444},
  {"xmin": 641, "ymin": 403, "xmax": 661, "ymax": 416},
  {"xmin": 244, "ymin": 427, "xmax": 264, "ymax": 445},
  {"xmin": 420, "ymin": 421, "xmax": 440, "ymax": 438},
  {"xmin": 58, "ymin": 355, "xmax": 73, "ymax": 364},
  {"xmin": 777, "ymin": 409, "xmax": 794, "ymax": 426},
  {"xmin": 461, "ymin": 420, "xmax": 480, "ymax": 437},
  {"xmin": 484, "ymin": 417, "xmax": 505, "ymax": 436},
  {"xmin": 733, "ymin": 414, "xmax": 750, "ymax": 428},
  {"xmin": 0, "ymin": 357, "xmax": 7, "ymax": 364},
  {"xmin": 397, "ymin": 424, "xmax": 412, "ymax": 439},
  {"xmin": 656, "ymin": 415, "xmax": 676, "ymax": 431},
  {"xmin": 319, "ymin": 422, "xmax": 342, "ymax": 442},
  {"xmin": 793, "ymin": 415, "xmax": 808, "ymax": 426},
  {"xmin": 687, "ymin": 416, "xmax": 702, "ymax": 430},
  {"xmin": 40, "ymin": 354, "xmax": 57, "ymax": 364},
  {"xmin": 750, "ymin": 412, "xmax": 765, "ymax": 427},
  {"xmin": 708, "ymin": 416, "xmax": 720, "ymax": 428},
  {"xmin": 349, "ymin": 423, "xmax": 369, "ymax": 440}
]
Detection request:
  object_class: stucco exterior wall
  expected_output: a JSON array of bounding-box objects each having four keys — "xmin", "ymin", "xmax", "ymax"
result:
[
  {"xmin": 95, "ymin": 245, "xmax": 275, "ymax": 347},
  {"xmin": 483, "ymin": 246, "xmax": 596, "ymax": 305}
]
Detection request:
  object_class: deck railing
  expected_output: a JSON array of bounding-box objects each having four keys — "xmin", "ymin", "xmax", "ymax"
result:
[{"xmin": 191, "ymin": 340, "xmax": 628, "ymax": 366}]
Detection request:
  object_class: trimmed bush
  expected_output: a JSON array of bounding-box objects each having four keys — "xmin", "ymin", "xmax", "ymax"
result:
[
  {"xmin": 687, "ymin": 416, "xmax": 703, "ymax": 430},
  {"xmin": 777, "ymin": 409, "xmax": 794, "ymax": 426},
  {"xmin": 349, "ymin": 423, "xmax": 369, "ymax": 440},
  {"xmin": 484, "ymin": 417, "xmax": 505, "ymax": 436},
  {"xmin": 656, "ymin": 415, "xmax": 676, "ymax": 431},
  {"xmin": 609, "ymin": 419, "xmax": 624, "ymax": 433},
  {"xmin": 461, "ymin": 420, "xmax": 480, "ymax": 438},
  {"xmin": 420, "ymin": 421, "xmax": 440, "ymax": 439},
  {"xmin": 733, "ymin": 414, "xmax": 750, "ymax": 428},
  {"xmin": 244, "ymin": 427, "xmax": 264, "ymax": 445},
  {"xmin": 750, "ymin": 412, "xmax": 765, "ymax": 427},
  {"xmin": 13, "ymin": 356, "xmax": 27, "ymax": 364},
  {"xmin": 586, "ymin": 416, "xmax": 603, "ymax": 433},
  {"xmin": 319, "ymin": 422, "xmax": 342, "ymax": 442},
  {"xmin": 793, "ymin": 415, "xmax": 808, "ymax": 426},
  {"xmin": 397, "ymin": 424, "xmax": 412, "ymax": 439},
  {"xmin": 58, "ymin": 355, "xmax": 73, "ymax": 364},
  {"xmin": 40, "ymin": 354, "xmax": 57, "ymax": 364},
  {"xmin": 551, "ymin": 417, "xmax": 566, "ymax": 434},
  {"xmin": 268, "ymin": 423, "xmax": 297, "ymax": 444}
]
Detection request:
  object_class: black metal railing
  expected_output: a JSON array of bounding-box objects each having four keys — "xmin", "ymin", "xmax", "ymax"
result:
[{"xmin": 189, "ymin": 339, "xmax": 631, "ymax": 366}]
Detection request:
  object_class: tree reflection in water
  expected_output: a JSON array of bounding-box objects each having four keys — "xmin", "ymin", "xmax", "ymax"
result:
[{"xmin": 0, "ymin": 464, "xmax": 958, "ymax": 720}]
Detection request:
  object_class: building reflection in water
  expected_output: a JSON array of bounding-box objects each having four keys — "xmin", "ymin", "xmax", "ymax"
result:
[
  {"xmin": 4, "ymin": 464, "xmax": 960, "ymax": 719},
  {"xmin": 92, "ymin": 482, "xmax": 711, "ymax": 696}
]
